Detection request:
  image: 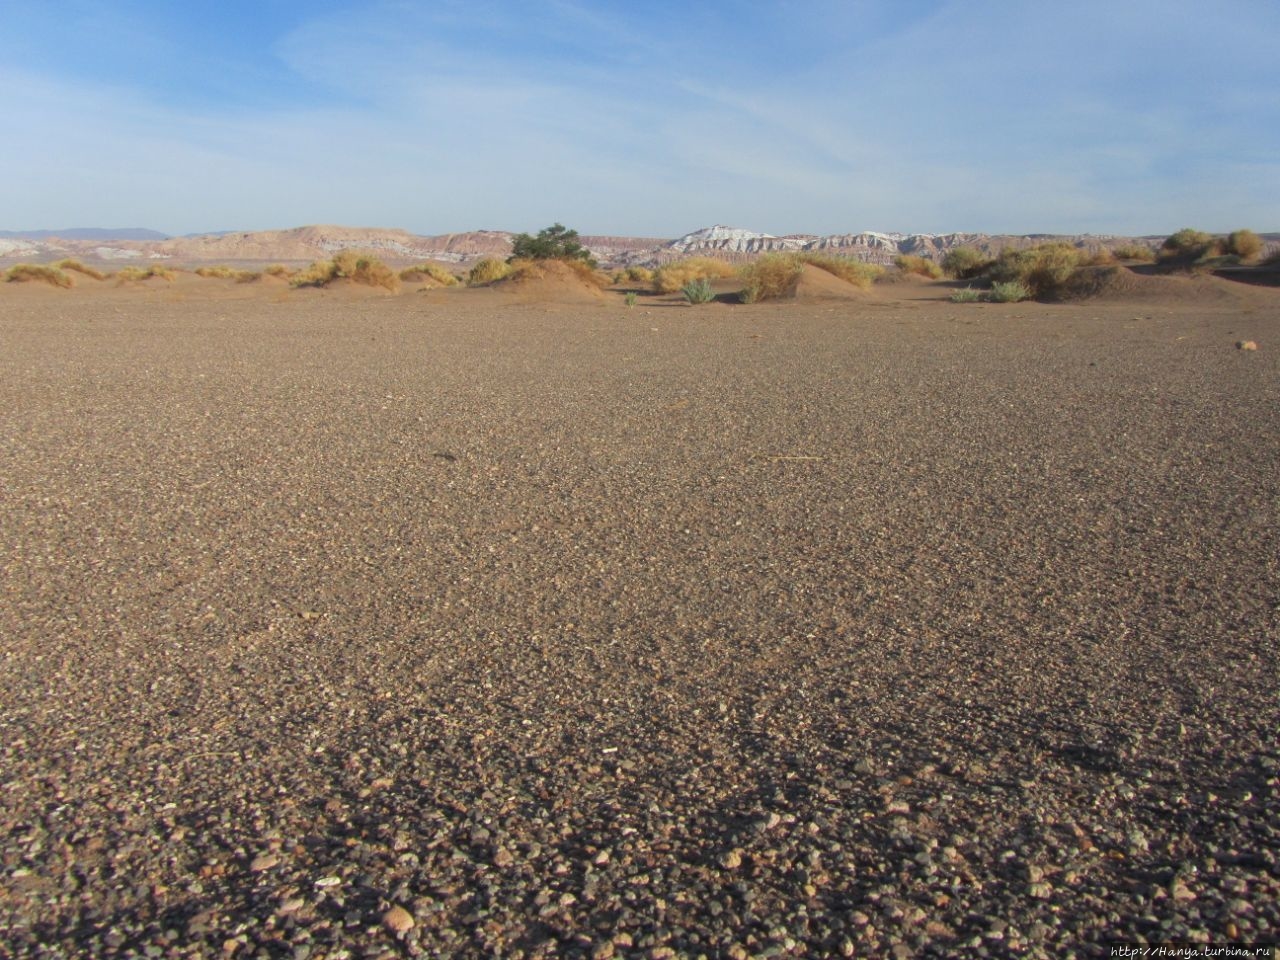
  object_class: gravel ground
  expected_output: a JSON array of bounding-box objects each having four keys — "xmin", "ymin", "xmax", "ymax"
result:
[{"xmin": 1, "ymin": 291, "xmax": 1278, "ymax": 958}]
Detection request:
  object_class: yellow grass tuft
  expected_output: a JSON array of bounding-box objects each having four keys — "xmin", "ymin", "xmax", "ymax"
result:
[
  {"xmin": 988, "ymin": 243, "xmax": 1082, "ymax": 297},
  {"xmin": 399, "ymin": 263, "xmax": 460, "ymax": 286},
  {"xmin": 196, "ymin": 265, "xmax": 260, "ymax": 282},
  {"xmin": 892, "ymin": 254, "xmax": 943, "ymax": 279},
  {"xmin": 263, "ymin": 264, "xmax": 292, "ymax": 278},
  {"xmin": 114, "ymin": 265, "xmax": 176, "ymax": 284},
  {"xmin": 1111, "ymin": 244, "xmax": 1155, "ymax": 262},
  {"xmin": 54, "ymin": 259, "xmax": 107, "ymax": 281},
  {"xmin": 467, "ymin": 258, "xmax": 511, "ymax": 286},
  {"xmin": 5, "ymin": 263, "xmax": 74, "ymax": 288},
  {"xmin": 652, "ymin": 257, "xmax": 736, "ymax": 293},
  {"xmin": 738, "ymin": 254, "xmax": 804, "ymax": 303},
  {"xmin": 291, "ymin": 251, "xmax": 400, "ymax": 292},
  {"xmin": 796, "ymin": 252, "xmax": 883, "ymax": 287}
]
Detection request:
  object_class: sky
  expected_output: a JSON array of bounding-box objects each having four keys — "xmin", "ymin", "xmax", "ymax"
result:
[{"xmin": 2, "ymin": 0, "xmax": 1278, "ymax": 237}]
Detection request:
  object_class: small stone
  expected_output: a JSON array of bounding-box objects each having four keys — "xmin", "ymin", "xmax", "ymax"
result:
[
  {"xmin": 382, "ymin": 905, "xmax": 414, "ymax": 934},
  {"xmin": 884, "ymin": 800, "xmax": 910, "ymax": 815},
  {"xmin": 1028, "ymin": 882, "xmax": 1053, "ymax": 899},
  {"xmin": 727, "ymin": 947, "xmax": 748, "ymax": 960},
  {"xmin": 249, "ymin": 854, "xmax": 280, "ymax": 873},
  {"xmin": 720, "ymin": 849, "xmax": 743, "ymax": 870},
  {"xmin": 1170, "ymin": 880, "xmax": 1197, "ymax": 902},
  {"xmin": 493, "ymin": 846, "xmax": 514, "ymax": 868},
  {"xmin": 1025, "ymin": 864, "xmax": 1045, "ymax": 884},
  {"xmin": 591, "ymin": 943, "xmax": 615, "ymax": 960},
  {"xmin": 1237, "ymin": 340, "xmax": 1258, "ymax": 350}
]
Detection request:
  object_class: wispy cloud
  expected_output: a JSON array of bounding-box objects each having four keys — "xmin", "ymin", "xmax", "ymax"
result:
[{"xmin": 2, "ymin": 0, "xmax": 1277, "ymax": 235}]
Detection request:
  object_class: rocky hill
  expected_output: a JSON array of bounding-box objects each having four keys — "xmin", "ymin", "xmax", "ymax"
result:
[{"xmin": 5, "ymin": 223, "xmax": 1275, "ymax": 269}]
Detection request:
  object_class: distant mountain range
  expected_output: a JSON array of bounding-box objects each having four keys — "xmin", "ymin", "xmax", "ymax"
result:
[
  {"xmin": 3, "ymin": 223, "xmax": 1275, "ymax": 268},
  {"xmin": 0, "ymin": 228, "xmax": 169, "ymax": 241}
]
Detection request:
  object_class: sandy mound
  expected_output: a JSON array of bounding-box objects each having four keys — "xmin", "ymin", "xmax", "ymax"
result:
[
  {"xmin": 786, "ymin": 263, "xmax": 874, "ymax": 301},
  {"xmin": 487, "ymin": 259, "xmax": 606, "ymax": 304},
  {"xmin": 1057, "ymin": 265, "xmax": 1278, "ymax": 306}
]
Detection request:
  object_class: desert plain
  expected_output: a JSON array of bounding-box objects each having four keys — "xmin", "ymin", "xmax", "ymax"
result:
[{"xmin": 1, "ymin": 267, "xmax": 1278, "ymax": 958}]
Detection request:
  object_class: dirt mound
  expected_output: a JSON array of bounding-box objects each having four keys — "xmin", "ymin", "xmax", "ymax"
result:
[
  {"xmin": 487, "ymin": 259, "xmax": 606, "ymax": 304},
  {"xmin": 1057, "ymin": 265, "xmax": 1277, "ymax": 306},
  {"xmin": 786, "ymin": 263, "xmax": 874, "ymax": 301}
]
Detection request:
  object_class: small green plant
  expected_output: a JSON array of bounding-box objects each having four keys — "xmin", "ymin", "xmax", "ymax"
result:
[
  {"xmin": 5, "ymin": 263, "xmax": 73, "ymax": 287},
  {"xmin": 509, "ymin": 223, "xmax": 595, "ymax": 264},
  {"xmin": 624, "ymin": 291, "xmax": 638, "ymax": 308},
  {"xmin": 894, "ymin": 254, "xmax": 943, "ymax": 279},
  {"xmin": 682, "ymin": 278, "xmax": 716, "ymax": 304},
  {"xmin": 941, "ymin": 246, "xmax": 992, "ymax": 279},
  {"xmin": 949, "ymin": 287, "xmax": 982, "ymax": 303},
  {"xmin": 989, "ymin": 280, "xmax": 1031, "ymax": 303},
  {"xmin": 467, "ymin": 258, "xmax": 511, "ymax": 286}
]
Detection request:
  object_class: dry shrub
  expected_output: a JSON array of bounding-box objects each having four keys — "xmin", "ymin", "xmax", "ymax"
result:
[
  {"xmin": 1112, "ymin": 244, "xmax": 1155, "ymax": 262},
  {"xmin": 468, "ymin": 258, "xmax": 511, "ymax": 286},
  {"xmin": 624, "ymin": 266, "xmax": 653, "ymax": 283},
  {"xmin": 796, "ymin": 253, "xmax": 883, "ymax": 287},
  {"xmin": 505, "ymin": 258, "xmax": 612, "ymax": 289},
  {"xmin": 291, "ymin": 251, "xmax": 399, "ymax": 291},
  {"xmin": 54, "ymin": 259, "xmax": 107, "ymax": 280},
  {"xmin": 652, "ymin": 257, "xmax": 736, "ymax": 293},
  {"xmin": 115, "ymin": 266, "xmax": 176, "ymax": 283},
  {"xmin": 1226, "ymin": 229, "xmax": 1263, "ymax": 260},
  {"xmin": 893, "ymin": 254, "xmax": 943, "ymax": 279},
  {"xmin": 1160, "ymin": 228, "xmax": 1220, "ymax": 262},
  {"xmin": 941, "ymin": 246, "xmax": 992, "ymax": 279},
  {"xmin": 738, "ymin": 254, "xmax": 804, "ymax": 303},
  {"xmin": 196, "ymin": 265, "xmax": 259, "ymax": 282},
  {"xmin": 989, "ymin": 280, "xmax": 1031, "ymax": 303},
  {"xmin": 1085, "ymin": 249, "xmax": 1116, "ymax": 266},
  {"xmin": 5, "ymin": 263, "xmax": 73, "ymax": 287},
  {"xmin": 988, "ymin": 243, "xmax": 1083, "ymax": 298},
  {"xmin": 263, "ymin": 264, "xmax": 292, "ymax": 278},
  {"xmin": 399, "ymin": 263, "xmax": 460, "ymax": 286}
]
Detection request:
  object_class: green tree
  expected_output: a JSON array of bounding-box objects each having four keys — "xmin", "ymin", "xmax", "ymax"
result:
[{"xmin": 509, "ymin": 223, "xmax": 595, "ymax": 264}]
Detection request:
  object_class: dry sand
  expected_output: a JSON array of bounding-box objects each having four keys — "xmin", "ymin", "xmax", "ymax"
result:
[{"xmin": 1, "ymin": 276, "xmax": 1278, "ymax": 957}]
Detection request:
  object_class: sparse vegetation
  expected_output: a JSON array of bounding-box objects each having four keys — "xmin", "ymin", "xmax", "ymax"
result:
[
  {"xmin": 941, "ymin": 246, "xmax": 992, "ymax": 280},
  {"xmin": 1160, "ymin": 228, "xmax": 1219, "ymax": 262},
  {"xmin": 509, "ymin": 223, "xmax": 594, "ymax": 265},
  {"xmin": 290, "ymin": 251, "xmax": 399, "ymax": 292},
  {"xmin": 623, "ymin": 266, "xmax": 653, "ymax": 284},
  {"xmin": 681, "ymin": 278, "xmax": 717, "ymax": 304},
  {"xmin": 115, "ymin": 266, "xmax": 176, "ymax": 283},
  {"xmin": 195, "ymin": 265, "xmax": 260, "ymax": 282},
  {"xmin": 1111, "ymin": 244, "xmax": 1156, "ymax": 262},
  {"xmin": 652, "ymin": 257, "xmax": 736, "ymax": 294},
  {"xmin": 738, "ymin": 254, "xmax": 804, "ymax": 304},
  {"xmin": 506, "ymin": 257, "xmax": 611, "ymax": 289},
  {"xmin": 54, "ymin": 259, "xmax": 107, "ymax": 281},
  {"xmin": 893, "ymin": 254, "xmax": 943, "ymax": 279},
  {"xmin": 949, "ymin": 287, "xmax": 982, "ymax": 303},
  {"xmin": 624, "ymin": 292, "xmax": 638, "ymax": 308},
  {"xmin": 987, "ymin": 243, "xmax": 1083, "ymax": 298},
  {"xmin": 263, "ymin": 264, "xmax": 292, "ymax": 278},
  {"xmin": 989, "ymin": 280, "xmax": 1032, "ymax": 303},
  {"xmin": 467, "ymin": 258, "xmax": 511, "ymax": 286},
  {"xmin": 1226, "ymin": 229, "xmax": 1263, "ymax": 260},
  {"xmin": 5, "ymin": 263, "xmax": 74, "ymax": 287},
  {"xmin": 399, "ymin": 263, "xmax": 460, "ymax": 286},
  {"xmin": 796, "ymin": 253, "xmax": 883, "ymax": 288}
]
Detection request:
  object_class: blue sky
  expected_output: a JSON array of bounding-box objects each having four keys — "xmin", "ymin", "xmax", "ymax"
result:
[{"xmin": 3, "ymin": 0, "xmax": 1277, "ymax": 237}]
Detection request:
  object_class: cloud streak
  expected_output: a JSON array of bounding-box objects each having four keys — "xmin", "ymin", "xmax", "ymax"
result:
[{"xmin": 3, "ymin": 0, "xmax": 1277, "ymax": 235}]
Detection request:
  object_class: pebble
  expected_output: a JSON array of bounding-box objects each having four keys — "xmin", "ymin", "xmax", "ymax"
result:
[{"xmin": 382, "ymin": 905, "xmax": 415, "ymax": 934}]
